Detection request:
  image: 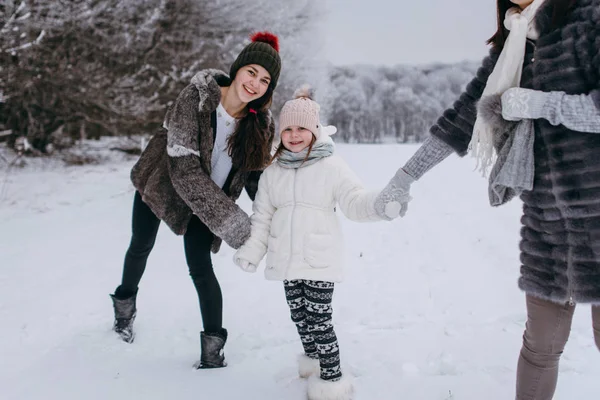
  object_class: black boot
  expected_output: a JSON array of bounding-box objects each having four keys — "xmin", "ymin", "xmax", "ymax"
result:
[
  {"xmin": 109, "ymin": 288, "xmax": 137, "ymax": 343},
  {"xmin": 196, "ymin": 328, "xmax": 228, "ymax": 369}
]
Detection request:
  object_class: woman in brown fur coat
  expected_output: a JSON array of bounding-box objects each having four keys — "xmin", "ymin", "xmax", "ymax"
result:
[{"xmin": 109, "ymin": 32, "xmax": 281, "ymax": 369}]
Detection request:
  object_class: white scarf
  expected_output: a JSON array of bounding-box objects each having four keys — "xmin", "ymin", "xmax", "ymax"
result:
[{"xmin": 469, "ymin": 0, "xmax": 546, "ymax": 175}]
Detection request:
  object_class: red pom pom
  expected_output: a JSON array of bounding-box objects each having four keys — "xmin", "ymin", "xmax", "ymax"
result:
[{"xmin": 250, "ymin": 31, "xmax": 279, "ymax": 52}]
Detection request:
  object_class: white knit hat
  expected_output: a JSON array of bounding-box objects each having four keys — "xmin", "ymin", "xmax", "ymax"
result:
[{"xmin": 279, "ymin": 85, "xmax": 322, "ymax": 139}]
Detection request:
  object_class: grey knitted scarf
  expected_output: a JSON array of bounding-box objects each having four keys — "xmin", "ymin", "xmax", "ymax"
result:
[
  {"xmin": 488, "ymin": 119, "xmax": 535, "ymax": 206},
  {"xmin": 277, "ymin": 141, "xmax": 334, "ymax": 169},
  {"xmin": 478, "ymin": 94, "xmax": 535, "ymax": 206}
]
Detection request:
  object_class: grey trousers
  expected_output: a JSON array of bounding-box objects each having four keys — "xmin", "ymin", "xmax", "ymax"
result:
[{"xmin": 516, "ymin": 294, "xmax": 600, "ymax": 400}]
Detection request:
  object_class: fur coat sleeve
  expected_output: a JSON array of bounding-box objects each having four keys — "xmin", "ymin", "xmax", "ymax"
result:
[
  {"xmin": 430, "ymin": 47, "xmax": 501, "ymax": 156},
  {"xmin": 165, "ymin": 85, "xmax": 250, "ymax": 249}
]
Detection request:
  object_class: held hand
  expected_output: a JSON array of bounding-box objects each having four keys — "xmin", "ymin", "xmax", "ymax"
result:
[
  {"xmin": 375, "ymin": 168, "xmax": 414, "ymax": 220},
  {"xmin": 384, "ymin": 202, "xmax": 402, "ymax": 219},
  {"xmin": 233, "ymin": 255, "xmax": 257, "ymax": 273},
  {"xmin": 384, "ymin": 200, "xmax": 410, "ymax": 219}
]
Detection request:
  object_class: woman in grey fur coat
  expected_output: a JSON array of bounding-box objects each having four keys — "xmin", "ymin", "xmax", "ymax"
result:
[
  {"xmin": 109, "ymin": 32, "xmax": 281, "ymax": 369},
  {"xmin": 375, "ymin": 0, "xmax": 600, "ymax": 399}
]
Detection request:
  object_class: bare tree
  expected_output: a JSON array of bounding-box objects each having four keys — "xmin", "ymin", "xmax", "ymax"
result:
[{"xmin": 0, "ymin": 0, "xmax": 327, "ymax": 152}]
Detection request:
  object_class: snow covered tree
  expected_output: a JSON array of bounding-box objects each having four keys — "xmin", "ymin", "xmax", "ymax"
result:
[
  {"xmin": 323, "ymin": 61, "xmax": 478, "ymax": 143},
  {"xmin": 0, "ymin": 0, "xmax": 327, "ymax": 152}
]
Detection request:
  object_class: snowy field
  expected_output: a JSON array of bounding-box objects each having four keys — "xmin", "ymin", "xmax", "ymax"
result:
[{"xmin": 1, "ymin": 144, "xmax": 598, "ymax": 400}]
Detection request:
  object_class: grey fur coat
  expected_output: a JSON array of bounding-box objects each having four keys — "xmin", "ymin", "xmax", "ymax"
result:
[
  {"xmin": 430, "ymin": 0, "xmax": 600, "ymax": 304},
  {"xmin": 130, "ymin": 69, "xmax": 275, "ymax": 253}
]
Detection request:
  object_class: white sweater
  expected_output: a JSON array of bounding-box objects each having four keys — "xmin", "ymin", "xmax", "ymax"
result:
[
  {"xmin": 210, "ymin": 103, "xmax": 236, "ymax": 188},
  {"xmin": 235, "ymin": 143, "xmax": 381, "ymax": 282}
]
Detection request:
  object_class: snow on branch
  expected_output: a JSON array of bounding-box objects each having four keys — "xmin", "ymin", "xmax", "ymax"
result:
[
  {"xmin": 0, "ymin": 1, "xmax": 27, "ymax": 32},
  {"xmin": 4, "ymin": 29, "xmax": 45, "ymax": 54}
]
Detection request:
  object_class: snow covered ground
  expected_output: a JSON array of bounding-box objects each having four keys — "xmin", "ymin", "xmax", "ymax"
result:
[{"xmin": 1, "ymin": 144, "xmax": 598, "ymax": 400}]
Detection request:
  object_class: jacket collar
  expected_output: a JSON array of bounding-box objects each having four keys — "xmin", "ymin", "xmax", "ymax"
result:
[{"xmin": 189, "ymin": 69, "xmax": 231, "ymax": 113}]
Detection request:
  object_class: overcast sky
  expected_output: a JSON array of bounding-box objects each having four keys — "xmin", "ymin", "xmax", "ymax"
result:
[{"xmin": 323, "ymin": 0, "xmax": 497, "ymax": 66}]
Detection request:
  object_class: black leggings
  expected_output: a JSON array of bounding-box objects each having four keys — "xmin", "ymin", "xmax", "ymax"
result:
[{"xmin": 116, "ymin": 191, "xmax": 223, "ymax": 333}]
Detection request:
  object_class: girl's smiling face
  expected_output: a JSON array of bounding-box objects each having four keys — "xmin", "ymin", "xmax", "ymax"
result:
[{"xmin": 281, "ymin": 125, "xmax": 314, "ymax": 153}]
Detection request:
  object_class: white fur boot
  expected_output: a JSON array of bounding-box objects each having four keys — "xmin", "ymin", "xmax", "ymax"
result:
[
  {"xmin": 298, "ymin": 354, "xmax": 320, "ymax": 378},
  {"xmin": 307, "ymin": 374, "xmax": 354, "ymax": 400}
]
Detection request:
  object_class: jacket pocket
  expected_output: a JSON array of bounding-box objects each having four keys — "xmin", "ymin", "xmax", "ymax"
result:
[{"xmin": 303, "ymin": 233, "xmax": 334, "ymax": 269}]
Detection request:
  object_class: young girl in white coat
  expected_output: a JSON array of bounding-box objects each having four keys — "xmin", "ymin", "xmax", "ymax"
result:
[{"xmin": 234, "ymin": 87, "xmax": 393, "ymax": 400}]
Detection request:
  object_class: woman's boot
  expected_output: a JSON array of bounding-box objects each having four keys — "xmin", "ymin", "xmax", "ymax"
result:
[
  {"xmin": 196, "ymin": 328, "xmax": 228, "ymax": 369},
  {"xmin": 109, "ymin": 288, "xmax": 137, "ymax": 343}
]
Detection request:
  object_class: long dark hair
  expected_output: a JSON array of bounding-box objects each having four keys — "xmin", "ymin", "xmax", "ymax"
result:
[
  {"xmin": 487, "ymin": 0, "xmax": 577, "ymax": 48},
  {"xmin": 226, "ymin": 86, "xmax": 274, "ymax": 172}
]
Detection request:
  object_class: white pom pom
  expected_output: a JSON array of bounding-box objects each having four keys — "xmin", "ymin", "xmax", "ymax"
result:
[{"xmin": 293, "ymin": 84, "xmax": 314, "ymax": 100}]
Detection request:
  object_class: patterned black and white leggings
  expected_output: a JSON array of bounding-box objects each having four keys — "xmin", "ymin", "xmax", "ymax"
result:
[{"xmin": 284, "ymin": 279, "xmax": 342, "ymax": 381}]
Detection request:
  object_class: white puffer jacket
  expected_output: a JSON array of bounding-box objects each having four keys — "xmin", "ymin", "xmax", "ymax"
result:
[{"xmin": 234, "ymin": 141, "xmax": 381, "ymax": 282}]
